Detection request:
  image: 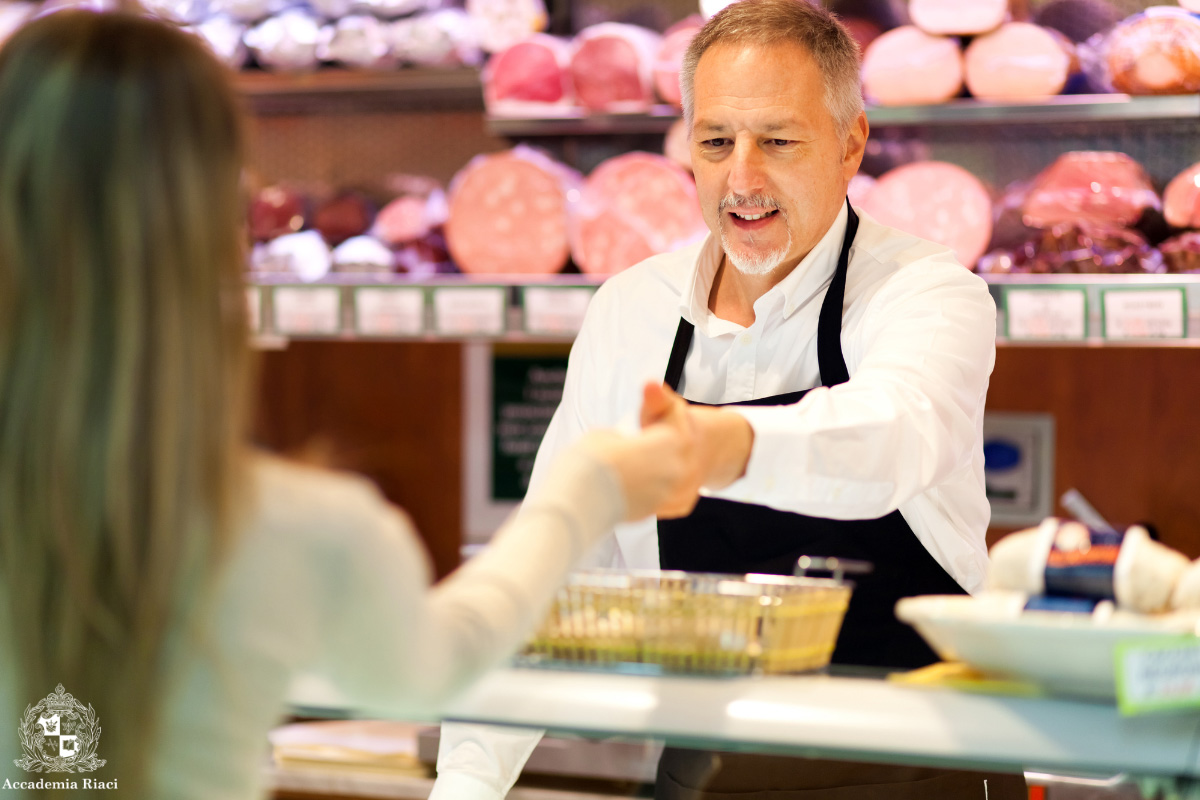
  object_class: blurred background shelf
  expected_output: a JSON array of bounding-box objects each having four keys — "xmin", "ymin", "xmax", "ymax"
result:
[{"xmin": 235, "ymin": 67, "xmax": 484, "ymax": 115}]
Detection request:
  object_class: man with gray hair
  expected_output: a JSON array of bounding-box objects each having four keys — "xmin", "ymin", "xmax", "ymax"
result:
[{"xmin": 432, "ymin": 1, "xmax": 1026, "ymax": 797}]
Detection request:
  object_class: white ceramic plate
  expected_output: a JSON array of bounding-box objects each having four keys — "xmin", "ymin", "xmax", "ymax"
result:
[{"xmin": 895, "ymin": 593, "xmax": 1200, "ymax": 700}]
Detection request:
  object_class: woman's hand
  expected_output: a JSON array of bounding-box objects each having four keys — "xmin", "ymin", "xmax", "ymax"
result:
[{"xmin": 576, "ymin": 383, "xmax": 697, "ymax": 522}]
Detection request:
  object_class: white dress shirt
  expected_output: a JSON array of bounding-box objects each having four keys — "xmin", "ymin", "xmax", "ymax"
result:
[
  {"xmin": 0, "ymin": 447, "xmax": 623, "ymax": 800},
  {"xmin": 432, "ymin": 204, "xmax": 998, "ymax": 800}
]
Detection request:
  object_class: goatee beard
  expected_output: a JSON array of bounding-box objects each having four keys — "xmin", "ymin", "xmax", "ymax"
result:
[{"xmin": 721, "ymin": 228, "xmax": 792, "ymax": 276}]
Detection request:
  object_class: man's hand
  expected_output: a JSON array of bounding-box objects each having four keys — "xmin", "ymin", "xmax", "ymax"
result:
[{"xmin": 640, "ymin": 383, "xmax": 755, "ymax": 519}]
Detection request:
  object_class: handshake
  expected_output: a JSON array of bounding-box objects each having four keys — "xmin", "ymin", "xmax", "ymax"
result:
[{"xmin": 577, "ymin": 382, "xmax": 755, "ymax": 522}]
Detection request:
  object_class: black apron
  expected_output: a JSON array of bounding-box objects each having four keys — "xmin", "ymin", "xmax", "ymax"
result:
[{"xmin": 654, "ymin": 203, "xmax": 1026, "ymax": 799}]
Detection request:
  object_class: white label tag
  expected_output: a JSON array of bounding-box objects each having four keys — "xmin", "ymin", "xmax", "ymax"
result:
[
  {"xmin": 246, "ymin": 287, "xmax": 261, "ymax": 333},
  {"xmin": 1005, "ymin": 289, "xmax": 1087, "ymax": 340},
  {"xmin": 433, "ymin": 287, "xmax": 506, "ymax": 336},
  {"xmin": 355, "ymin": 288, "xmax": 425, "ymax": 337},
  {"xmin": 273, "ymin": 287, "xmax": 342, "ymax": 336},
  {"xmin": 1116, "ymin": 638, "xmax": 1200, "ymax": 715},
  {"xmin": 523, "ymin": 287, "xmax": 594, "ymax": 336},
  {"xmin": 1103, "ymin": 289, "xmax": 1186, "ymax": 340}
]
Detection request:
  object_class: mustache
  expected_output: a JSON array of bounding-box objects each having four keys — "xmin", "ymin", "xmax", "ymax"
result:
[{"xmin": 719, "ymin": 194, "xmax": 783, "ymax": 212}]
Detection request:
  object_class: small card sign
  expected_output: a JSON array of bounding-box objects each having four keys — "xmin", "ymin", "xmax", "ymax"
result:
[
  {"xmin": 355, "ymin": 287, "xmax": 425, "ymax": 337},
  {"xmin": 523, "ymin": 287, "xmax": 594, "ymax": 336},
  {"xmin": 1115, "ymin": 637, "xmax": 1200, "ymax": 716},
  {"xmin": 1005, "ymin": 288, "xmax": 1088, "ymax": 341},
  {"xmin": 1102, "ymin": 288, "xmax": 1186, "ymax": 340},
  {"xmin": 433, "ymin": 287, "xmax": 506, "ymax": 336},
  {"xmin": 273, "ymin": 286, "xmax": 342, "ymax": 336},
  {"xmin": 246, "ymin": 287, "xmax": 261, "ymax": 334}
]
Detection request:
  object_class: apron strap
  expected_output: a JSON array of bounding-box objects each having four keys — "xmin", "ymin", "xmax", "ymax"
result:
[
  {"xmin": 663, "ymin": 317, "xmax": 694, "ymax": 393},
  {"xmin": 816, "ymin": 202, "xmax": 858, "ymax": 388}
]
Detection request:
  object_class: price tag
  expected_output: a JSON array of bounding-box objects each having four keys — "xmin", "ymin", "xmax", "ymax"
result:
[
  {"xmin": 433, "ymin": 287, "xmax": 506, "ymax": 336},
  {"xmin": 354, "ymin": 287, "xmax": 425, "ymax": 337},
  {"xmin": 1102, "ymin": 288, "xmax": 1186, "ymax": 340},
  {"xmin": 1115, "ymin": 637, "xmax": 1200, "ymax": 716},
  {"xmin": 246, "ymin": 287, "xmax": 261, "ymax": 334},
  {"xmin": 273, "ymin": 287, "xmax": 342, "ymax": 336},
  {"xmin": 523, "ymin": 287, "xmax": 594, "ymax": 336},
  {"xmin": 1004, "ymin": 288, "xmax": 1087, "ymax": 341}
]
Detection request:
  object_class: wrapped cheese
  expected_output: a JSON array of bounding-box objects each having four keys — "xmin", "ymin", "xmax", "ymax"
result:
[
  {"xmin": 989, "ymin": 519, "xmax": 1189, "ymax": 614},
  {"xmin": 861, "ymin": 26, "xmax": 963, "ymax": 107},
  {"xmin": 964, "ymin": 22, "xmax": 1071, "ymax": 101},
  {"xmin": 1104, "ymin": 7, "xmax": 1200, "ymax": 95}
]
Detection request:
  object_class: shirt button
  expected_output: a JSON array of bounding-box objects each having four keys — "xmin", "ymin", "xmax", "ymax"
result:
[{"xmin": 740, "ymin": 333, "xmax": 753, "ymax": 345}]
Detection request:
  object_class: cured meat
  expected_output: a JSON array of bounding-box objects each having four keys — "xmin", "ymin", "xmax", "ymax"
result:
[
  {"xmin": 483, "ymin": 34, "xmax": 572, "ymax": 114},
  {"xmin": 653, "ymin": 16, "xmax": 703, "ymax": 107},
  {"xmin": 249, "ymin": 186, "xmax": 308, "ymax": 242},
  {"xmin": 908, "ymin": 0, "xmax": 1006, "ymax": 36},
  {"xmin": 1105, "ymin": 8, "xmax": 1200, "ymax": 95},
  {"xmin": 965, "ymin": 23, "xmax": 1071, "ymax": 100},
  {"xmin": 847, "ymin": 174, "xmax": 876, "ymax": 210},
  {"xmin": 663, "ymin": 118, "xmax": 692, "ymax": 172},
  {"xmin": 1163, "ymin": 161, "xmax": 1200, "ymax": 229},
  {"xmin": 861, "ymin": 161, "xmax": 992, "ymax": 268},
  {"xmin": 977, "ymin": 223, "xmax": 1161, "ymax": 275},
  {"xmin": 1160, "ymin": 232, "xmax": 1200, "ymax": 274},
  {"xmin": 569, "ymin": 23, "xmax": 660, "ymax": 113},
  {"xmin": 445, "ymin": 147, "xmax": 578, "ymax": 275},
  {"xmin": 570, "ymin": 152, "xmax": 707, "ymax": 276},
  {"xmin": 314, "ymin": 192, "xmax": 375, "ymax": 246},
  {"xmin": 861, "ymin": 26, "xmax": 963, "ymax": 107},
  {"xmin": 1022, "ymin": 152, "xmax": 1160, "ymax": 229}
]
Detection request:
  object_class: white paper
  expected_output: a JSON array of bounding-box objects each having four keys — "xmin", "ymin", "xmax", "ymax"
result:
[
  {"xmin": 523, "ymin": 287, "xmax": 594, "ymax": 336},
  {"xmin": 433, "ymin": 287, "xmax": 506, "ymax": 336},
  {"xmin": 273, "ymin": 287, "xmax": 342, "ymax": 336},
  {"xmin": 355, "ymin": 287, "xmax": 425, "ymax": 337},
  {"xmin": 1119, "ymin": 642, "xmax": 1200, "ymax": 709},
  {"xmin": 1005, "ymin": 289, "xmax": 1087, "ymax": 340},
  {"xmin": 1103, "ymin": 289, "xmax": 1186, "ymax": 340}
]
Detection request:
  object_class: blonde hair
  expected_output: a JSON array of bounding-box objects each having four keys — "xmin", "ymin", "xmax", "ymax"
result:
[
  {"xmin": 680, "ymin": 0, "xmax": 863, "ymax": 138},
  {"xmin": 0, "ymin": 11, "xmax": 250, "ymax": 796}
]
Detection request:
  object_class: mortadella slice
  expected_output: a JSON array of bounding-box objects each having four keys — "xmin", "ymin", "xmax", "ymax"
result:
[
  {"xmin": 569, "ymin": 23, "xmax": 660, "ymax": 113},
  {"xmin": 862, "ymin": 161, "xmax": 993, "ymax": 268},
  {"xmin": 445, "ymin": 147, "xmax": 579, "ymax": 275},
  {"xmin": 1022, "ymin": 151, "xmax": 1160, "ymax": 229},
  {"xmin": 965, "ymin": 23, "xmax": 1071, "ymax": 100},
  {"xmin": 483, "ymin": 34, "xmax": 573, "ymax": 115},
  {"xmin": 570, "ymin": 152, "xmax": 707, "ymax": 275},
  {"xmin": 1164, "ymin": 161, "xmax": 1200, "ymax": 230},
  {"xmin": 653, "ymin": 16, "xmax": 703, "ymax": 107},
  {"xmin": 908, "ymin": 0, "xmax": 1006, "ymax": 36},
  {"xmin": 861, "ymin": 26, "xmax": 963, "ymax": 107}
]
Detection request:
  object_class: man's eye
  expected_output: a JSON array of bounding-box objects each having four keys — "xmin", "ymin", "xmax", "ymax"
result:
[
  {"xmin": 770, "ymin": 139, "xmax": 791, "ymax": 146},
  {"xmin": 704, "ymin": 138, "xmax": 729, "ymax": 147}
]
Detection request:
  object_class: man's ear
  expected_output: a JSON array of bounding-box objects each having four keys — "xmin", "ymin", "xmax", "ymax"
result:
[{"xmin": 842, "ymin": 111, "xmax": 869, "ymax": 180}]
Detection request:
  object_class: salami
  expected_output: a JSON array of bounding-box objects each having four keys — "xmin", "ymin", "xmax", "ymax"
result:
[
  {"xmin": 483, "ymin": 34, "xmax": 573, "ymax": 114},
  {"xmin": 570, "ymin": 152, "xmax": 707, "ymax": 276},
  {"xmin": 862, "ymin": 161, "xmax": 992, "ymax": 268},
  {"xmin": 965, "ymin": 23, "xmax": 1071, "ymax": 100},
  {"xmin": 445, "ymin": 147, "xmax": 578, "ymax": 275},
  {"xmin": 861, "ymin": 26, "xmax": 963, "ymax": 107},
  {"xmin": 909, "ymin": 0, "xmax": 1006, "ymax": 36},
  {"xmin": 1105, "ymin": 8, "xmax": 1200, "ymax": 95},
  {"xmin": 653, "ymin": 16, "xmax": 703, "ymax": 107},
  {"xmin": 569, "ymin": 23, "xmax": 660, "ymax": 113},
  {"xmin": 1164, "ymin": 161, "xmax": 1200, "ymax": 229},
  {"xmin": 1022, "ymin": 152, "xmax": 1160, "ymax": 229}
]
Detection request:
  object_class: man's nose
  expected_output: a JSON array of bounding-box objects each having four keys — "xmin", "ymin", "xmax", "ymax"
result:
[{"xmin": 727, "ymin": 139, "xmax": 767, "ymax": 197}]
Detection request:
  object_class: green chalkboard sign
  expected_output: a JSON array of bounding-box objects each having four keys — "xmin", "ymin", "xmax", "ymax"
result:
[{"xmin": 491, "ymin": 354, "xmax": 568, "ymax": 501}]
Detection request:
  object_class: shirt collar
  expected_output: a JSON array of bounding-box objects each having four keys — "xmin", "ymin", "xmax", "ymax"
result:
[{"xmin": 680, "ymin": 202, "xmax": 850, "ymax": 335}]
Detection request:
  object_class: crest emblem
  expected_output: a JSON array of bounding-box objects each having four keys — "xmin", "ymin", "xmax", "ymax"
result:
[{"xmin": 15, "ymin": 684, "xmax": 105, "ymax": 772}]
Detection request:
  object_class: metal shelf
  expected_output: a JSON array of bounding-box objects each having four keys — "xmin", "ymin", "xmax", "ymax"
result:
[
  {"xmin": 482, "ymin": 94, "xmax": 1200, "ymax": 136},
  {"xmin": 235, "ymin": 67, "xmax": 484, "ymax": 115},
  {"xmin": 248, "ymin": 272, "xmax": 1200, "ymax": 347}
]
